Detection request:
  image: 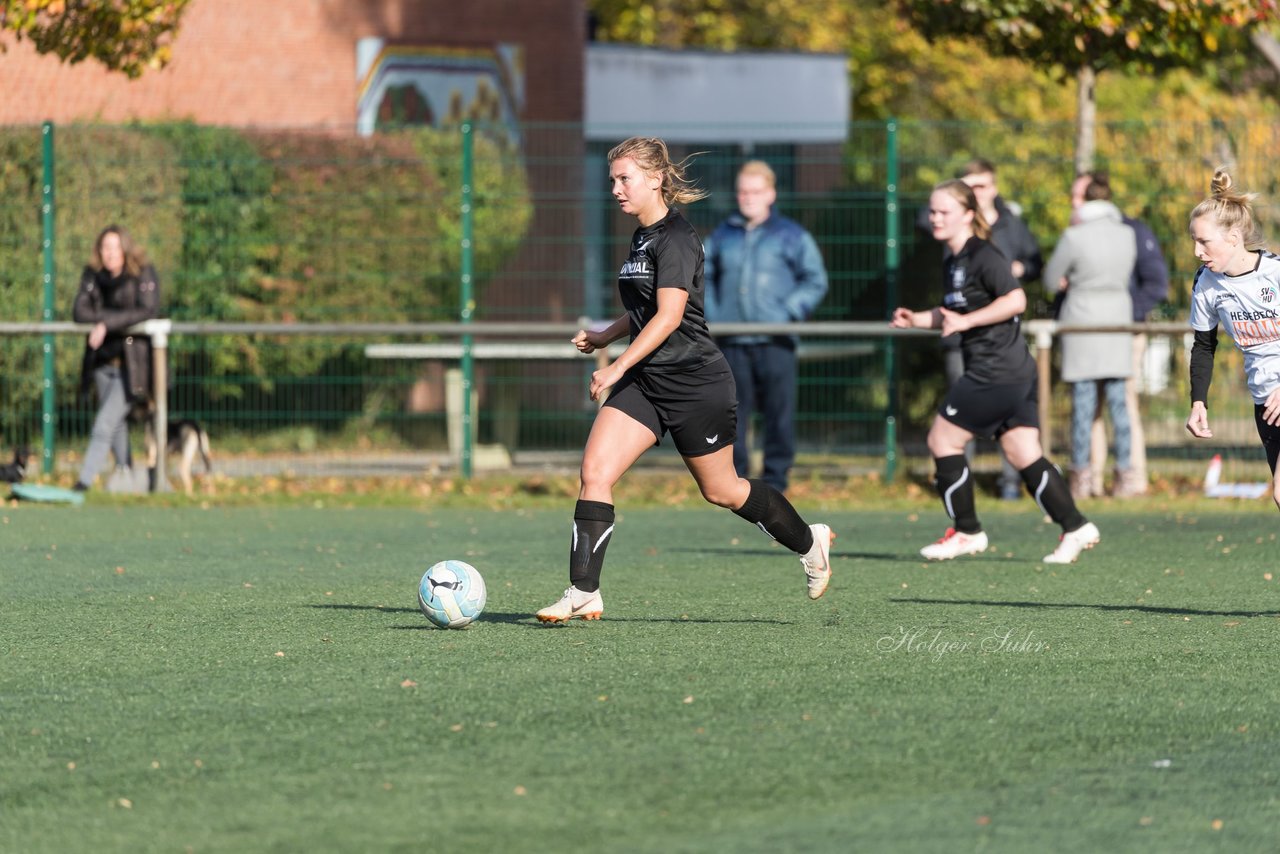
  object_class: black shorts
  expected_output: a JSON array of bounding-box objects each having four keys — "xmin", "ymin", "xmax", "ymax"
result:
[
  {"xmin": 1255, "ymin": 404, "xmax": 1280, "ymax": 473},
  {"xmin": 939, "ymin": 375, "xmax": 1039, "ymax": 440},
  {"xmin": 603, "ymin": 358, "xmax": 737, "ymax": 457}
]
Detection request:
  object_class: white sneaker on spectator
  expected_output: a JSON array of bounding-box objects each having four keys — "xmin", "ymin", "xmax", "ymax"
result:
[
  {"xmin": 800, "ymin": 524, "xmax": 834, "ymax": 600},
  {"xmin": 1043, "ymin": 522, "xmax": 1101, "ymax": 564},
  {"xmin": 920, "ymin": 528, "xmax": 988, "ymax": 561},
  {"xmin": 536, "ymin": 586, "xmax": 603, "ymax": 623}
]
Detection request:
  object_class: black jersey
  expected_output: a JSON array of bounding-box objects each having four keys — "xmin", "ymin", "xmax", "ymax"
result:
[
  {"xmin": 942, "ymin": 237, "xmax": 1036, "ymax": 384},
  {"xmin": 617, "ymin": 208, "xmax": 723, "ymax": 373}
]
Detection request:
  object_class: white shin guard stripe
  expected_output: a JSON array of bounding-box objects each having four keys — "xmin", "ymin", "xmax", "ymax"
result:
[
  {"xmin": 941, "ymin": 466, "xmax": 970, "ymax": 521},
  {"xmin": 592, "ymin": 525, "xmax": 614, "ymax": 553},
  {"xmin": 1032, "ymin": 472, "xmax": 1050, "ymax": 517}
]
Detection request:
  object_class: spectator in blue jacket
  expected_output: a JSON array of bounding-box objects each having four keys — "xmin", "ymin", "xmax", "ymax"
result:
[
  {"xmin": 1071, "ymin": 171, "xmax": 1169, "ymax": 496},
  {"xmin": 704, "ymin": 160, "xmax": 828, "ymax": 492}
]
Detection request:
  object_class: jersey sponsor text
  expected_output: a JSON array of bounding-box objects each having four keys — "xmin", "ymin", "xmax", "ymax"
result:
[
  {"xmin": 619, "ymin": 259, "xmax": 651, "ymax": 278},
  {"xmin": 1230, "ymin": 315, "xmax": 1280, "ymax": 347}
]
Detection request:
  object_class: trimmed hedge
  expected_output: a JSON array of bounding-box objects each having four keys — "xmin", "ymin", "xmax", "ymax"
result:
[{"xmin": 0, "ymin": 122, "xmax": 532, "ymax": 437}]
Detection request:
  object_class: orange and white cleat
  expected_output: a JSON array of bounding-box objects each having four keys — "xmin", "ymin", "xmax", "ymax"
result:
[
  {"xmin": 1043, "ymin": 522, "xmax": 1100, "ymax": 564},
  {"xmin": 536, "ymin": 586, "xmax": 604, "ymax": 623},
  {"xmin": 919, "ymin": 527, "xmax": 988, "ymax": 561},
  {"xmin": 800, "ymin": 523, "xmax": 835, "ymax": 600}
]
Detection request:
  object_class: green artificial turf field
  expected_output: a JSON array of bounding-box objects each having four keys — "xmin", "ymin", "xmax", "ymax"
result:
[{"xmin": 3, "ymin": 503, "xmax": 1279, "ymax": 852}]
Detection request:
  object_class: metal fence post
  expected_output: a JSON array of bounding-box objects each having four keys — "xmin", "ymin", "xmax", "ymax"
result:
[
  {"xmin": 883, "ymin": 118, "xmax": 900, "ymax": 482},
  {"xmin": 146, "ymin": 320, "xmax": 172, "ymax": 491},
  {"xmin": 459, "ymin": 122, "xmax": 475, "ymax": 479},
  {"xmin": 40, "ymin": 121, "xmax": 56, "ymax": 475},
  {"xmin": 1031, "ymin": 321, "xmax": 1055, "ymax": 457}
]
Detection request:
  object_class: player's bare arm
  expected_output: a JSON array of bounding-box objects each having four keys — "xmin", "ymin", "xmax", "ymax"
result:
[
  {"xmin": 890, "ymin": 306, "xmax": 942, "ymax": 329},
  {"xmin": 943, "ymin": 288, "xmax": 1026, "ymax": 336},
  {"xmin": 608, "ymin": 287, "xmax": 688, "ymax": 373},
  {"xmin": 573, "ymin": 315, "xmax": 630, "ymax": 354},
  {"xmin": 588, "ymin": 288, "xmax": 689, "ymax": 401}
]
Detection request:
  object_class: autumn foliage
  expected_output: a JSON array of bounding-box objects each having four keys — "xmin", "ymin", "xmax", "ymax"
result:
[
  {"xmin": 0, "ymin": 0, "xmax": 190, "ymax": 77},
  {"xmin": 900, "ymin": 0, "xmax": 1280, "ymax": 74}
]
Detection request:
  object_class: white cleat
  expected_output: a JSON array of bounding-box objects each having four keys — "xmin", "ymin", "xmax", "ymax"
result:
[
  {"xmin": 800, "ymin": 523, "xmax": 835, "ymax": 600},
  {"xmin": 536, "ymin": 586, "xmax": 604, "ymax": 623},
  {"xmin": 1043, "ymin": 522, "xmax": 1100, "ymax": 564},
  {"xmin": 920, "ymin": 528, "xmax": 989, "ymax": 561}
]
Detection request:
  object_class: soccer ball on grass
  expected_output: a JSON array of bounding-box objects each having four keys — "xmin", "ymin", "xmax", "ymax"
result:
[{"xmin": 418, "ymin": 560, "xmax": 486, "ymax": 629}]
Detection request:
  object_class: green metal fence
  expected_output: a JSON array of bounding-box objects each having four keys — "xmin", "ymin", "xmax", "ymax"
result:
[{"xmin": 0, "ymin": 119, "xmax": 1275, "ymax": 487}]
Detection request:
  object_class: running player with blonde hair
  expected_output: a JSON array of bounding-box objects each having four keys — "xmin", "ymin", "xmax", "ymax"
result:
[
  {"xmin": 536, "ymin": 138, "xmax": 834, "ymax": 622},
  {"xmin": 1186, "ymin": 167, "xmax": 1280, "ymax": 513}
]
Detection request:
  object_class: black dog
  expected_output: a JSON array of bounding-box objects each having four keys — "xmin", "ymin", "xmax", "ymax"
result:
[{"xmin": 0, "ymin": 446, "xmax": 29, "ymax": 483}]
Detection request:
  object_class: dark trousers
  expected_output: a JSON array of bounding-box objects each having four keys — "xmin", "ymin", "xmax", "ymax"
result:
[
  {"xmin": 721, "ymin": 341, "xmax": 797, "ymax": 492},
  {"xmin": 944, "ymin": 345, "xmax": 1020, "ymax": 495}
]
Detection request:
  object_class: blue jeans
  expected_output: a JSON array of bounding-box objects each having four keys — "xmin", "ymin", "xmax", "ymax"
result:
[
  {"xmin": 1071, "ymin": 379, "xmax": 1129, "ymax": 472},
  {"xmin": 720, "ymin": 341, "xmax": 797, "ymax": 492}
]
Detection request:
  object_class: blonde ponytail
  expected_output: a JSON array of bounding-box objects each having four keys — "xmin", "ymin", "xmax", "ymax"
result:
[{"xmin": 1190, "ymin": 167, "xmax": 1266, "ymax": 249}]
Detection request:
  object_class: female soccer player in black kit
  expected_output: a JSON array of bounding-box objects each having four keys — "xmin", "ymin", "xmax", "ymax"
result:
[
  {"xmin": 536, "ymin": 137, "xmax": 834, "ymax": 622},
  {"xmin": 891, "ymin": 179, "xmax": 1099, "ymax": 564}
]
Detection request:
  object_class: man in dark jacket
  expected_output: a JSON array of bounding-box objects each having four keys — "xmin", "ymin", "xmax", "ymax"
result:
[
  {"xmin": 1072, "ymin": 171, "xmax": 1169, "ymax": 496},
  {"xmin": 704, "ymin": 160, "xmax": 828, "ymax": 492}
]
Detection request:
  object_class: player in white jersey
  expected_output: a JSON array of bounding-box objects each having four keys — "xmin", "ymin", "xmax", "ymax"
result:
[{"xmin": 1186, "ymin": 168, "xmax": 1280, "ymax": 513}]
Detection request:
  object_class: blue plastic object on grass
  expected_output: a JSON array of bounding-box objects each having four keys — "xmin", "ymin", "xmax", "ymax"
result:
[{"xmin": 10, "ymin": 483, "xmax": 86, "ymax": 505}]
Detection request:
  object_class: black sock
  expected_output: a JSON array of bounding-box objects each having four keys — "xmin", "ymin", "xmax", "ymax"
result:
[
  {"xmin": 569, "ymin": 500, "xmax": 615, "ymax": 593},
  {"xmin": 1019, "ymin": 458, "xmax": 1086, "ymax": 532},
  {"xmin": 934, "ymin": 455, "xmax": 980, "ymax": 534},
  {"xmin": 732, "ymin": 479, "xmax": 814, "ymax": 554}
]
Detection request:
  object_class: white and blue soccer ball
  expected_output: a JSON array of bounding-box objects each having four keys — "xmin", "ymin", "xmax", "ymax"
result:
[{"xmin": 418, "ymin": 560, "xmax": 487, "ymax": 629}]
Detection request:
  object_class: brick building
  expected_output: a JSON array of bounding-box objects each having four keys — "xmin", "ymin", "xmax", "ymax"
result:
[
  {"xmin": 0, "ymin": 0, "xmax": 583, "ymax": 127},
  {"xmin": 1, "ymin": 0, "xmax": 586, "ymax": 324}
]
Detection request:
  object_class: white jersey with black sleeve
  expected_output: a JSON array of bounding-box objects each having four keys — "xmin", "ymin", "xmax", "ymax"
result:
[{"xmin": 1189, "ymin": 250, "xmax": 1280, "ymax": 404}]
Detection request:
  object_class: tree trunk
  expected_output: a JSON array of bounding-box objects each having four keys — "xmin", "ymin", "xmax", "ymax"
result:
[
  {"xmin": 1251, "ymin": 29, "xmax": 1280, "ymax": 75},
  {"xmin": 1074, "ymin": 64, "xmax": 1096, "ymax": 176}
]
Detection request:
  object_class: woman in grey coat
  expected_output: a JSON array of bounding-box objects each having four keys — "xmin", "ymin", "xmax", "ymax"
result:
[{"xmin": 1044, "ymin": 176, "xmax": 1137, "ymax": 499}]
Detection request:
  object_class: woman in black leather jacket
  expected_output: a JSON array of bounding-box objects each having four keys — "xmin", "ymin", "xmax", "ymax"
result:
[{"xmin": 72, "ymin": 225, "xmax": 160, "ymax": 491}]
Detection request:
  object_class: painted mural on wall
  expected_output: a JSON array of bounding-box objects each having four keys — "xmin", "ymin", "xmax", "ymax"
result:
[{"xmin": 355, "ymin": 39, "xmax": 525, "ymax": 140}]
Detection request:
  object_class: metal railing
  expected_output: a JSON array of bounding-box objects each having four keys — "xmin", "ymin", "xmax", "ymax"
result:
[
  {"xmin": 1, "ymin": 319, "xmax": 911, "ymax": 483},
  {"xmin": 2, "ymin": 319, "xmax": 1260, "ymax": 490},
  {"xmin": 7, "ymin": 117, "xmax": 1280, "ymax": 490}
]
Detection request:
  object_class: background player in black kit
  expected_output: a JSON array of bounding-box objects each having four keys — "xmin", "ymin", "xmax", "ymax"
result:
[
  {"xmin": 891, "ymin": 179, "xmax": 1100, "ymax": 564},
  {"xmin": 537, "ymin": 137, "xmax": 834, "ymax": 623}
]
